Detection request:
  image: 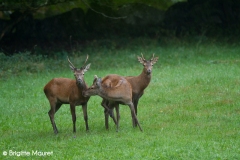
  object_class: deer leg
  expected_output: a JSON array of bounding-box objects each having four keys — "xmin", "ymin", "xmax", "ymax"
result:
[
  {"xmin": 107, "ymin": 102, "xmax": 119, "ymax": 132},
  {"xmin": 70, "ymin": 105, "xmax": 76, "ymax": 133},
  {"xmin": 102, "ymin": 99, "xmax": 110, "ymax": 130},
  {"xmin": 48, "ymin": 108, "xmax": 58, "ymax": 134},
  {"xmin": 115, "ymin": 104, "xmax": 120, "ymax": 132},
  {"xmin": 102, "ymin": 100, "xmax": 117, "ymax": 129},
  {"xmin": 104, "ymin": 108, "xmax": 109, "ymax": 130},
  {"xmin": 133, "ymin": 98, "xmax": 139, "ymax": 127},
  {"xmin": 55, "ymin": 103, "xmax": 62, "ymax": 113},
  {"xmin": 82, "ymin": 103, "xmax": 89, "ymax": 131},
  {"xmin": 108, "ymin": 103, "xmax": 118, "ymax": 126},
  {"xmin": 48, "ymin": 102, "xmax": 61, "ymax": 134},
  {"xmin": 108, "ymin": 108, "xmax": 114, "ymax": 118},
  {"xmin": 128, "ymin": 102, "xmax": 143, "ymax": 132}
]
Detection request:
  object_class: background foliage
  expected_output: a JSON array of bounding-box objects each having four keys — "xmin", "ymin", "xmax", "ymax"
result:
[
  {"xmin": 1, "ymin": 0, "xmax": 239, "ymax": 55},
  {"xmin": 0, "ymin": 0, "xmax": 182, "ymax": 11}
]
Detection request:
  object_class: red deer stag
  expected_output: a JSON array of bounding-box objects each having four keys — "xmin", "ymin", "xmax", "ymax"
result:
[
  {"xmin": 83, "ymin": 74, "xmax": 143, "ymax": 132},
  {"xmin": 104, "ymin": 54, "xmax": 158, "ymax": 128},
  {"xmin": 44, "ymin": 55, "xmax": 91, "ymax": 134}
]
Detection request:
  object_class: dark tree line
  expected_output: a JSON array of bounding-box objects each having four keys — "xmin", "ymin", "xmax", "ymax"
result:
[
  {"xmin": 164, "ymin": 0, "xmax": 240, "ymax": 36},
  {"xmin": 0, "ymin": 0, "xmax": 239, "ymax": 55}
]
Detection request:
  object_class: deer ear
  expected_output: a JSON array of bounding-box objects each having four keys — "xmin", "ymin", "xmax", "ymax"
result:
[
  {"xmin": 93, "ymin": 75, "xmax": 98, "ymax": 83},
  {"xmin": 96, "ymin": 78, "xmax": 102, "ymax": 87},
  {"xmin": 84, "ymin": 63, "xmax": 91, "ymax": 72}
]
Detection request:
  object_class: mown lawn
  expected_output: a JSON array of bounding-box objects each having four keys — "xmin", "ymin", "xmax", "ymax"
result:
[{"xmin": 0, "ymin": 38, "xmax": 240, "ymax": 159}]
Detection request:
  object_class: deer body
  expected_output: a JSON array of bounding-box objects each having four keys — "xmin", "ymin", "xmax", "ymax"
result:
[
  {"xmin": 103, "ymin": 54, "xmax": 158, "ymax": 128},
  {"xmin": 99, "ymin": 75, "xmax": 131, "ymax": 101},
  {"xmin": 44, "ymin": 56, "xmax": 90, "ymax": 134},
  {"xmin": 83, "ymin": 74, "xmax": 143, "ymax": 132},
  {"xmin": 44, "ymin": 78, "xmax": 89, "ymax": 105},
  {"xmin": 125, "ymin": 70, "xmax": 151, "ymax": 109}
]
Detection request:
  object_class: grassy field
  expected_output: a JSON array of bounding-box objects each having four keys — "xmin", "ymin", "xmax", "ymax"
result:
[{"xmin": 0, "ymin": 38, "xmax": 240, "ymax": 159}]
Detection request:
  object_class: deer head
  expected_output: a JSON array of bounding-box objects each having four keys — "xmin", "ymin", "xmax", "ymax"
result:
[
  {"xmin": 83, "ymin": 75, "xmax": 102, "ymax": 97},
  {"xmin": 137, "ymin": 53, "xmax": 158, "ymax": 75},
  {"xmin": 68, "ymin": 55, "xmax": 91, "ymax": 85}
]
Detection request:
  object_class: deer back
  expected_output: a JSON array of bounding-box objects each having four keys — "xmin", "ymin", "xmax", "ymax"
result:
[
  {"xmin": 84, "ymin": 74, "xmax": 132, "ymax": 103},
  {"xmin": 100, "ymin": 75, "xmax": 133, "ymax": 102}
]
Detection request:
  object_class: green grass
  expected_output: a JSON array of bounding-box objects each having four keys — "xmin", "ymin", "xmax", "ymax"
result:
[{"xmin": 0, "ymin": 38, "xmax": 240, "ymax": 159}]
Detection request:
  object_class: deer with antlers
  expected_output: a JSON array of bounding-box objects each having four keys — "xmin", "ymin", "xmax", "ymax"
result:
[
  {"xmin": 43, "ymin": 55, "xmax": 91, "ymax": 134},
  {"xmin": 103, "ymin": 54, "xmax": 158, "ymax": 129}
]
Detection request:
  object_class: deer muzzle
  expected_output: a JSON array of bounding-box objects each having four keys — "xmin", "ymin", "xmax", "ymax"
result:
[{"xmin": 147, "ymin": 69, "xmax": 152, "ymax": 74}]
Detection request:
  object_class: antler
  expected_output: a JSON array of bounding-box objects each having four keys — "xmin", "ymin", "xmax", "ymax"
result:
[
  {"xmin": 83, "ymin": 54, "xmax": 89, "ymax": 66},
  {"xmin": 138, "ymin": 53, "xmax": 146, "ymax": 64},
  {"xmin": 141, "ymin": 53, "xmax": 146, "ymax": 61},
  {"xmin": 68, "ymin": 56, "xmax": 76, "ymax": 69},
  {"xmin": 151, "ymin": 53, "xmax": 155, "ymax": 61},
  {"xmin": 151, "ymin": 53, "xmax": 159, "ymax": 64}
]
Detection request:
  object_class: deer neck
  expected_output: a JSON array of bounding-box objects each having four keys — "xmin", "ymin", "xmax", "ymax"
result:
[
  {"xmin": 76, "ymin": 81, "xmax": 88, "ymax": 91},
  {"xmin": 138, "ymin": 68, "xmax": 151, "ymax": 87}
]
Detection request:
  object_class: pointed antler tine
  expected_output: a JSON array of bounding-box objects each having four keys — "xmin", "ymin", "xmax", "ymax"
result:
[
  {"xmin": 151, "ymin": 53, "xmax": 155, "ymax": 61},
  {"xmin": 141, "ymin": 53, "xmax": 145, "ymax": 60},
  {"xmin": 68, "ymin": 56, "xmax": 75, "ymax": 68},
  {"xmin": 84, "ymin": 54, "xmax": 89, "ymax": 66},
  {"xmin": 94, "ymin": 75, "xmax": 98, "ymax": 79}
]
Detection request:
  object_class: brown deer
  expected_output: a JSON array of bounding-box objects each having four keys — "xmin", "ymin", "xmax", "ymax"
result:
[
  {"xmin": 83, "ymin": 74, "xmax": 143, "ymax": 132},
  {"xmin": 104, "ymin": 54, "xmax": 158, "ymax": 128},
  {"xmin": 43, "ymin": 55, "xmax": 91, "ymax": 134}
]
